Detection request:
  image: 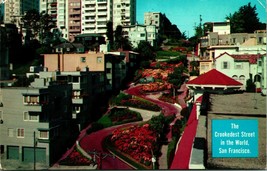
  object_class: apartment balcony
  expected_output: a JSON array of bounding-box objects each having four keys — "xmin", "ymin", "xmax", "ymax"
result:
[
  {"xmin": 69, "ymin": 10, "xmax": 80, "ymax": 15},
  {"xmin": 84, "ymin": 12, "xmax": 96, "ymax": 16},
  {"xmin": 98, "ymin": 5, "xmax": 107, "ymax": 10},
  {"xmin": 88, "ymin": 6, "xmax": 96, "ymax": 10},
  {"xmin": 96, "ymin": 17, "xmax": 106, "ymax": 22},
  {"xmin": 69, "ymin": 22, "xmax": 81, "ymax": 26},
  {"xmin": 48, "ymin": 0, "xmax": 57, "ymax": 3},
  {"xmin": 84, "ymin": 0, "xmax": 96, "ymax": 5},
  {"xmin": 72, "ymin": 97, "xmax": 84, "ymax": 104},
  {"xmin": 97, "ymin": 0, "xmax": 107, "ymax": 4},
  {"xmin": 97, "ymin": 12, "xmax": 107, "ymax": 16}
]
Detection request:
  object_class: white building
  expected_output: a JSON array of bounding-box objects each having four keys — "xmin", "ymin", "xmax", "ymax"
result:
[
  {"xmin": 81, "ymin": 0, "xmax": 112, "ymax": 37},
  {"xmin": 112, "ymin": 0, "xmax": 136, "ymax": 30},
  {"xmin": 40, "ymin": 0, "xmax": 68, "ymax": 39},
  {"xmin": 122, "ymin": 24, "xmax": 157, "ymax": 48},
  {"xmin": 214, "ymin": 52, "xmax": 263, "ymax": 90},
  {"xmin": 4, "ymin": 0, "xmax": 39, "ymax": 26},
  {"xmin": 144, "ymin": 12, "xmax": 162, "ymax": 31}
]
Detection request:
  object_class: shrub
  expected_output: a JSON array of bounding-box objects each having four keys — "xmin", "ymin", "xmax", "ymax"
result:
[
  {"xmin": 86, "ymin": 122, "xmax": 104, "ymax": 134},
  {"xmin": 167, "ymin": 137, "xmax": 178, "ymax": 168}
]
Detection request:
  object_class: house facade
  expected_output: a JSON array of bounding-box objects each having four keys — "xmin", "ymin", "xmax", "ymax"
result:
[
  {"xmin": 0, "ymin": 79, "xmax": 78, "ymax": 167},
  {"xmin": 214, "ymin": 52, "xmax": 262, "ymax": 90}
]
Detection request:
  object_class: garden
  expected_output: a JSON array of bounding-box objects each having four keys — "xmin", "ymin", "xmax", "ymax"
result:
[
  {"xmin": 110, "ymin": 92, "xmax": 161, "ymax": 111},
  {"xmin": 59, "ymin": 147, "xmax": 96, "ymax": 166},
  {"xmin": 104, "ymin": 114, "xmax": 177, "ymax": 169}
]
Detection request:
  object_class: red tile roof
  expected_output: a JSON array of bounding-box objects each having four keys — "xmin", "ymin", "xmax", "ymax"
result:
[
  {"xmin": 215, "ymin": 52, "xmax": 263, "ymax": 64},
  {"xmin": 186, "ymin": 69, "xmax": 243, "ymax": 86}
]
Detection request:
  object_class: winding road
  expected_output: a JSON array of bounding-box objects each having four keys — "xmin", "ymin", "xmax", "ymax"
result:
[{"xmin": 57, "ymin": 84, "xmax": 186, "ymax": 169}]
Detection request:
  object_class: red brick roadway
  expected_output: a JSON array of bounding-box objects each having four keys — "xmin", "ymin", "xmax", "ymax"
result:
[{"xmin": 55, "ymin": 84, "xmax": 193, "ymax": 169}]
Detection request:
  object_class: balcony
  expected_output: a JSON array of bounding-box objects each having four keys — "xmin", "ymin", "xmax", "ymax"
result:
[
  {"xmin": 72, "ymin": 97, "xmax": 84, "ymax": 104},
  {"xmin": 69, "ymin": 10, "xmax": 80, "ymax": 15},
  {"xmin": 84, "ymin": 0, "xmax": 96, "ymax": 5},
  {"xmin": 97, "ymin": 12, "xmax": 107, "ymax": 16}
]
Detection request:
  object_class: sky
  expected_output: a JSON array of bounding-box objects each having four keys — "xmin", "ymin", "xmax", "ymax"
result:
[{"xmin": 136, "ymin": 0, "xmax": 266, "ymax": 37}]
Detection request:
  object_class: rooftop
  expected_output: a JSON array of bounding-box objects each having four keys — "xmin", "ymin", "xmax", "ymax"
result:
[
  {"xmin": 186, "ymin": 69, "xmax": 243, "ymax": 86},
  {"xmin": 209, "ymin": 93, "xmax": 266, "ymax": 116}
]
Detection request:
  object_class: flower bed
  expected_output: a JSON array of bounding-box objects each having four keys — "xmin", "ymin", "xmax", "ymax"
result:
[
  {"xmin": 141, "ymin": 82, "xmax": 173, "ymax": 92},
  {"xmin": 59, "ymin": 147, "xmax": 95, "ymax": 166},
  {"xmin": 109, "ymin": 124, "xmax": 159, "ymax": 168},
  {"xmin": 120, "ymin": 98, "xmax": 161, "ymax": 111},
  {"xmin": 109, "ymin": 107, "xmax": 141, "ymax": 123}
]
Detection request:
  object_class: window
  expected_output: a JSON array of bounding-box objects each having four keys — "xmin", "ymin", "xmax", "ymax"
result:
[
  {"xmin": 140, "ymin": 33, "xmax": 145, "ymax": 37},
  {"xmin": 97, "ymin": 57, "xmax": 102, "ymax": 63},
  {"xmin": 17, "ymin": 129, "xmax": 24, "ymax": 138},
  {"xmin": 8, "ymin": 128, "xmax": 14, "ymax": 137},
  {"xmin": 258, "ymin": 60, "xmax": 262, "ymax": 67},
  {"xmin": 81, "ymin": 57, "xmax": 86, "ymax": 63},
  {"xmin": 39, "ymin": 130, "xmax": 49, "ymax": 139},
  {"xmin": 222, "ymin": 61, "xmax": 229, "ymax": 69},
  {"xmin": 234, "ymin": 63, "xmax": 243, "ymax": 69},
  {"xmin": 24, "ymin": 112, "xmax": 38, "ymax": 121},
  {"xmin": 239, "ymin": 75, "xmax": 245, "ymax": 80},
  {"xmin": 23, "ymin": 96, "xmax": 39, "ymax": 104},
  {"xmin": 232, "ymin": 75, "xmax": 238, "ymax": 80}
]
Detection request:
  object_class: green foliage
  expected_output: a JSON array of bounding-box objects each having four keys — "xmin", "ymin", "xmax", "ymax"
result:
[
  {"xmin": 148, "ymin": 114, "xmax": 165, "ymax": 135},
  {"xmin": 110, "ymin": 92, "xmax": 132, "ymax": 106},
  {"xmin": 246, "ymin": 79, "xmax": 256, "ymax": 92},
  {"xmin": 226, "ymin": 3, "xmax": 264, "ymax": 33},
  {"xmin": 168, "ymin": 66, "xmax": 186, "ymax": 88},
  {"xmin": 140, "ymin": 61, "xmax": 151, "ymax": 69},
  {"xmin": 135, "ymin": 41, "xmax": 156, "ymax": 61},
  {"xmin": 86, "ymin": 122, "xmax": 104, "ymax": 134},
  {"xmin": 156, "ymin": 51, "xmax": 180, "ymax": 57},
  {"xmin": 167, "ymin": 136, "xmax": 178, "ymax": 168},
  {"xmin": 114, "ymin": 25, "xmax": 132, "ymax": 50},
  {"xmin": 97, "ymin": 115, "xmax": 113, "ymax": 128},
  {"xmin": 106, "ymin": 21, "xmax": 114, "ymax": 48}
]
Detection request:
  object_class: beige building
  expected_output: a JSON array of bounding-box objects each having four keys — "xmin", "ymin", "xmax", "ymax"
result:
[{"xmin": 43, "ymin": 51, "xmax": 126, "ymax": 91}]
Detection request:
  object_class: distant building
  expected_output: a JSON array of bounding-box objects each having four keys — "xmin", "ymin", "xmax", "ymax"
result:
[
  {"xmin": 4, "ymin": 0, "xmax": 39, "ymax": 26},
  {"xmin": 40, "ymin": 0, "xmax": 68, "ymax": 39},
  {"xmin": 68, "ymin": 0, "xmax": 82, "ymax": 42},
  {"xmin": 112, "ymin": 0, "xmax": 136, "ymax": 30},
  {"xmin": 81, "ymin": 0, "xmax": 113, "ymax": 37},
  {"xmin": 123, "ymin": 24, "xmax": 157, "ymax": 48},
  {"xmin": 74, "ymin": 33, "xmax": 106, "ymax": 51},
  {"xmin": 0, "ymin": 78, "xmax": 78, "ymax": 167}
]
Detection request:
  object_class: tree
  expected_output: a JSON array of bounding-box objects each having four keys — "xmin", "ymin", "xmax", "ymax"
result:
[
  {"xmin": 226, "ymin": 3, "xmax": 264, "ymax": 33},
  {"xmin": 21, "ymin": 9, "xmax": 40, "ymax": 38},
  {"xmin": 106, "ymin": 21, "xmax": 114, "ymax": 48},
  {"xmin": 113, "ymin": 25, "xmax": 132, "ymax": 50},
  {"xmin": 135, "ymin": 41, "xmax": 156, "ymax": 62},
  {"xmin": 39, "ymin": 11, "xmax": 56, "ymax": 44},
  {"xmin": 168, "ymin": 66, "xmax": 186, "ymax": 89}
]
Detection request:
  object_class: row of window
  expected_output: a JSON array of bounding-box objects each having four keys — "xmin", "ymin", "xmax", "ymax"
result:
[
  {"xmin": 7, "ymin": 128, "xmax": 49, "ymax": 139},
  {"xmin": 80, "ymin": 56, "xmax": 102, "ymax": 63},
  {"xmin": 222, "ymin": 62, "xmax": 244, "ymax": 69}
]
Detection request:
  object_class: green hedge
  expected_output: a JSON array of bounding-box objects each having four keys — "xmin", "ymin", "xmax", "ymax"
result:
[{"xmin": 167, "ymin": 137, "xmax": 178, "ymax": 168}]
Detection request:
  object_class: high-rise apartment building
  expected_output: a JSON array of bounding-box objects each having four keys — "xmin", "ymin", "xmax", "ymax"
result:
[
  {"xmin": 4, "ymin": 0, "xmax": 39, "ymax": 25},
  {"xmin": 40, "ymin": 0, "xmax": 68, "ymax": 39},
  {"xmin": 81, "ymin": 0, "xmax": 113, "ymax": 37},
  {"xmin": 68, "ymin": 0, "xmax": 81, "ymax": 41},
  {"xmin": 112, "ymin": 0, "xmax": 136, "ymax": 30}
]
